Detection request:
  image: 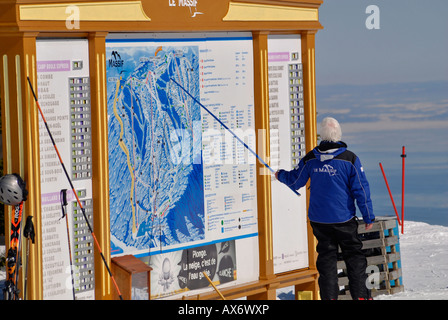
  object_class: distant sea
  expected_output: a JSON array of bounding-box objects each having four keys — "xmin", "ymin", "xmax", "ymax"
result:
[
  {"xmin": 368, "ymin": 170, "xmax": 448, "ymax": 227},
  {"xmin": 316, "ymin": 81, "xmax": 448, "ymax": 227}
]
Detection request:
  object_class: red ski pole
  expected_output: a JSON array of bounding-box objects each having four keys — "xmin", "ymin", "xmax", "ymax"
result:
[
  {"xmin": 401, "ymin": 146, "xmax": 406, "ymax": 234},
  {"xmin": 379, "ymin": 162, "xmax": 401, "ymax": 226}
]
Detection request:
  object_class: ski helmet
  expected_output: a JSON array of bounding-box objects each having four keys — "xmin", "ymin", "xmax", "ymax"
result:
[{"xmin": 0, "ymin": 173, "xmax": 28, "ymax": 206}]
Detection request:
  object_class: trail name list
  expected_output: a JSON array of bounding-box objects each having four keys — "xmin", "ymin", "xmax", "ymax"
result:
[
  {"xmin": 37, "ymin": 39, "xmax": 94, "ymax": 300},
  {"xmin": 199, "ymin": 37, "xmax": 258, "ymax": 242}
]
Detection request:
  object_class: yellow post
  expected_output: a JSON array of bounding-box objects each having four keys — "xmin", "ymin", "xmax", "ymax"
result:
[
  {"xmin": 301, "ymin": 31, "xmax": 319, "ymax": 279},
  {"xmin": 252, "ymin": 31, "xmax": 275, "ymax": 282},
  {"xmin": 1, "ymin": 32, "xmax": 43, "ymax": 300},
  {"xmin": 88, "ymin": 31, "xmax": 114, "ymax": 300}
]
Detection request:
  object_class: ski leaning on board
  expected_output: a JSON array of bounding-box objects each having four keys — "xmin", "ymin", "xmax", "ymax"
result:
[{"xmin": 0, "ymin": 174, "xmax": 28, "ymax": 300}]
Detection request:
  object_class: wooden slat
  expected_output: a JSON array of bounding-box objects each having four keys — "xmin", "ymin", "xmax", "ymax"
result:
[{"xmin": 337, "ymin": 217, "xmax": 403, "ymax": 299}]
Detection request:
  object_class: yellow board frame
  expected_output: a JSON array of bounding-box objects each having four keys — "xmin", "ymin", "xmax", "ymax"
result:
[{"xmin": 0, "ymin": 0, "xmax": 322, "ymax": 300}]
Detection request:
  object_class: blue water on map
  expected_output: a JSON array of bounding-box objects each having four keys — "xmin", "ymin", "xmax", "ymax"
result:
[{"xmin": 106, "ymin": 42, "xmax": 204, "ymax": 255}]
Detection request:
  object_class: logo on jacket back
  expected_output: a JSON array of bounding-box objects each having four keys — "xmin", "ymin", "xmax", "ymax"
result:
[{"xmin": 314, "ymin": 164, "xmax": 337, "ymax": 176}]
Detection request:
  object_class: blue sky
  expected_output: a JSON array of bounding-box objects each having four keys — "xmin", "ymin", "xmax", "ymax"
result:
[
  {"xmin": 316, "ymin": 0, "xmax": 448, "ymax": 86},
  {"xmin": 314, "ymin": 0, "xmax": 448, "ymax": 226}
]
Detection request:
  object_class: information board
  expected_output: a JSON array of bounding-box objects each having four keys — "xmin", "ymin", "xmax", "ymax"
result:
[
  {"xmin": 106, "ymin": 33, "xmax": 259, "ymax": 298},
  {"xmin": 36, "ymin": 39, "xmax": 95, "ymax": 300},
  {"xmin": 268, "ymin": 35, "xmax": 309, "ymax": 274}
]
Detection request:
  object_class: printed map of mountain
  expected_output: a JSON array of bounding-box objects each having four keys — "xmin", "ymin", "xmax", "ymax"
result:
[{"xmin": 106, "ymin": 44, "xmax": 204, "ymax": 255}]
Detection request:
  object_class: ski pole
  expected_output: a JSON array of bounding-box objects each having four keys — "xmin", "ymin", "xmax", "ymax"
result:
[
  {"xmin": 401, "ymin": 146, "xmax": 406, "ymax": 234},
  {"xmin": 27, "ymin": 77, "xmax": 124, "ymax": 300},
  {"xmin": 379, "ymin": 162, "xmax": 401, "ymax": 226},
  {"xmin": 202, "ymin": 271, "xmax": 226, "ymax": 300},
  {"xmin": 169, "ymin": 78, "xmax": 300, "ymax": 196},
  {"xmin": 60, "ymin": 189, "xmax": 76, "ymax": 300},
  {"xmin": 23, "ymin": 215, "xmax": 35, "ymax": 300}
]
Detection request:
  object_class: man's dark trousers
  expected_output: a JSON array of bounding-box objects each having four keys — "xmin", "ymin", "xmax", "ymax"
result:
[{"xmin": 310, "ymin": 217, "xmax": 371, "ymax": 300}]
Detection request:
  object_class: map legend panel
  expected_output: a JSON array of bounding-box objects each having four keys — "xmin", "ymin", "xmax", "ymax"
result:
[
  {"xmin": 268, "ymin": 34, "xmax": 309, "ymax": 274},
  {"xmin": 37, "ymin": 39, "xmax": 95, "ymax": 300}
]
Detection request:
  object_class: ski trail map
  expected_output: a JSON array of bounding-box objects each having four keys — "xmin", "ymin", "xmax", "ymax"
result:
[
  {"xmin": 106, "ymin": 35, "xmax": 259, "ymax": 267},
  {"xmin": 107, "ymin": 43, "xmax": 204, "ymax": 255}
]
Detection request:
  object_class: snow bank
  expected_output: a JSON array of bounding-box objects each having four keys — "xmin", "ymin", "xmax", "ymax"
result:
[{"xmin": 375, "ymin": 221, "xmax": 448, "ymax": 300}]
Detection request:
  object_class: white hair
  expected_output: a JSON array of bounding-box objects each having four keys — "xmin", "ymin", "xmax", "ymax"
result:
[{"xmin": 320, "ymin": 117, "xmax": 342, "ymax": 142}]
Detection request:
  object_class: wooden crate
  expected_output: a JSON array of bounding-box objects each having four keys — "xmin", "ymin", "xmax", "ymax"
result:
[
  {"xmin": 337, "ymin": 217, "xmax": 404, "ymax": 300},
  {"xmin": 111, "ymin": 255, "xmax": 152, "ymax": 300}
]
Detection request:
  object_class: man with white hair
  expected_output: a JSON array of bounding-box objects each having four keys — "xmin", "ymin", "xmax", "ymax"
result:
[{"xmin": 275, "ymin": 117, "xmax": 375, "ymax": 300}]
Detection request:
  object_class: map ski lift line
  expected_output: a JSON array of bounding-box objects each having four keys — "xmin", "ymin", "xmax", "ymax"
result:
[{"xmin": 169, "ymin": 78, "xmax": 301, "ymax": 197}]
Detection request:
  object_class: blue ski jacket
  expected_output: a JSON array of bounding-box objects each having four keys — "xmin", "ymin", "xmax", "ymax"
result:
[{"xmin": 277, "ymin": 141, "xmax": 375, "ymax": 224}]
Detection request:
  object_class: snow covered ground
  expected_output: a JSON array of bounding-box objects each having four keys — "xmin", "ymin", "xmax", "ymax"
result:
[
  {"xmin": 1, "ymin": 220, "xmax": 447, "ymax": 300},
  {"xmin": 375, "ymin": 221, "xmax": 448, "ymax": 300}
]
